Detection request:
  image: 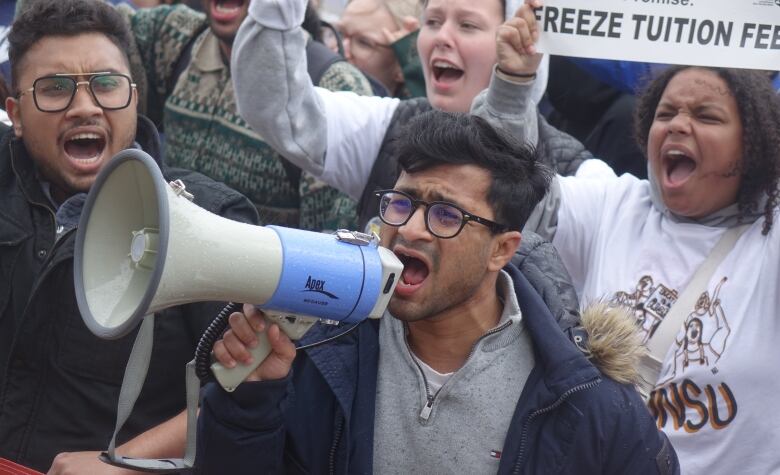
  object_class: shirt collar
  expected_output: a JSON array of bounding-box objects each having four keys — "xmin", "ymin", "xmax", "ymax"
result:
[{"xmin": 192, "ymin": 30, "xmax": 227, "ymax": 73}]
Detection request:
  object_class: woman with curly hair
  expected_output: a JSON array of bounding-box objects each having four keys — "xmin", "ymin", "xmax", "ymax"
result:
[
  {"xmin": 634, "ymin": 65, "xmax": 780, "ymax": 235},
  {"xmin": 500, "ymin": 2, "xmax": 780, "ymax": 473}
]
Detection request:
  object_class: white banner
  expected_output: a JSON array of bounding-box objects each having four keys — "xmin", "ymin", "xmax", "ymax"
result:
[{"xmin": 534, "ymin": 0, "xmax": 780, "ymax": 70}]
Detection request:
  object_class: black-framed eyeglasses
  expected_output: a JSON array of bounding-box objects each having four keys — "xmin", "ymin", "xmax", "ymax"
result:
[
  {"xmin": 375, "ymin": 189, "xmax": 510, "ymax": 239},
  {"xmin": 19, "ymin": 72, "xmax": 136, "ymax": 113}
]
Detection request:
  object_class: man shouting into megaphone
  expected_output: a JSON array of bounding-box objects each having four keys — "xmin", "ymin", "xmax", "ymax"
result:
[
  {"xmin": 0, "ymin": 0, "xmax": 258, "ymax": 472},
  {"xmin": 196, "ymin": 111, "xmax": 678, "ymax": 474}
]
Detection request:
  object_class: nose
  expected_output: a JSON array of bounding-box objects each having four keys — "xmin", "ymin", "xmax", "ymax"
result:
[
  {"xmin": 65, "ymin": 84, "xmax": 102, "ymax": 119},
  {"xmin": 667, "ymin": 111, "xmax": 692, "ymax": 135},
  {"xmin": 432, "ymin": 21, "xmax": 454, "ymax": 49},
  {"xmin": 398, "ymin": 206, "xmax": 433, "ymax": 242}
]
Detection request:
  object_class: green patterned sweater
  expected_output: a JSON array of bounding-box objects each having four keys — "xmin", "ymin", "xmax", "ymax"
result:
[{"xmin": 120, "ymin": 5, "xmax": 373, "ymax": 230}]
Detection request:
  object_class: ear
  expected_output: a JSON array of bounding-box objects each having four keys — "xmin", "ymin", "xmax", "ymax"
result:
[
  {"xmin": 5, "ymin": 97, "xmax": 23, "ymax": 138},
  {"xmin": 486, "ymin": 230, "xmax": 521, "ymax": 272}
]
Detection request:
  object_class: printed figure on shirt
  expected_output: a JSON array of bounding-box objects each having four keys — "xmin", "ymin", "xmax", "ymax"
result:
[
  {"xmin": 658, "ymin": 277, "xmax": 731, "ymax": 385},
  {"xmin": 611, "ymin": 275, "xmax": 678, "ymax": 344}
]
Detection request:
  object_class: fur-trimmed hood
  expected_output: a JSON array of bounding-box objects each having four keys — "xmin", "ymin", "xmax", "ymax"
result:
[
  {"xmin": 511, "ymin": 233, "xmax": 645, "ymax": 389},
  {"xmin": 580, "ymin": 303, "xmax": 645, "ymax": 386}
]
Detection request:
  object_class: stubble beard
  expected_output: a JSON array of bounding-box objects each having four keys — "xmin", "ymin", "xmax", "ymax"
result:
[
  {"xmin": 385, "ymin": 233, "xmax": 491, "ymax": 323},
  {"xmin": 388, "ymin": 263, "xmax": 487, "ymax": 323}
]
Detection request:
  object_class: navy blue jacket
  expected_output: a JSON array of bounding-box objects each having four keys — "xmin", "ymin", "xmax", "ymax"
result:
[{"xmin": 197, "ymin": 264, "xmax": 677, "ymax": 474}]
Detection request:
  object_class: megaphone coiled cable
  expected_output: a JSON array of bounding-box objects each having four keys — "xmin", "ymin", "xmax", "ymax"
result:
[
  {"xmin": 194, "ymin": 303, "xmax": 365, "ymax": 382},
  {"xmin": 194, "ymin": 302, "xmax": 241, "ymax": 381}
]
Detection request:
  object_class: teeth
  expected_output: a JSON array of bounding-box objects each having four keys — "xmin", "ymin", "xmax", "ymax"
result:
[
  {"xmin": 667, "ymin": 150, "xmax": 686, "ymax": 156},
  {"xmin": 433, "ymin": 61, "xmax": 458, "ymax": 69},
  {"xmin": 74, "ymin": 155, "xmax": 100, "ymax": 162},
  {"xmin": 70, "ymin": 133, "xmax": 101, "ymax": 141},
  {"xmin": 215, "ymin": 4, "xmax": 239, "ymax": 12},
  {"xmin": 64, "ymin": 150, "xmax": 101, "ymax": 162}
]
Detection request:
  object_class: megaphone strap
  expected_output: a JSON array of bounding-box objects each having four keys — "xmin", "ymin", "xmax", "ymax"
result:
[
  {"xmin": 108, "ymin": 314, "xmax": 155, "ymax": 457},
  {"xmin": 183, "ymin": 360, "xmax": 199, "ymax": 466},
  {"xmin": 104, "ymin": 314, "xmax": 198, "ymax": 472}
]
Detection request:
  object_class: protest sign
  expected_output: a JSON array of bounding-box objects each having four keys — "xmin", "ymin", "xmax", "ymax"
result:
[{"xmin": 533, "ymin": 0, "xmax": 780, "ymax": 69}]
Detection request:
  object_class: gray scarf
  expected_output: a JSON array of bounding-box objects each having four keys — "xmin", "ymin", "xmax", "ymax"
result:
[{"xmin": 647, "ymin": 161, "xmax": 768, "ymax": 228}]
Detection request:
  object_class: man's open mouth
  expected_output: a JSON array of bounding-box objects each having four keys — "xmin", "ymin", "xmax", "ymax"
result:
[
  {"xmin": 663, "ymin": 149, "xmax": 697, "ymax": 186},
  {"xmin": 432, "ymin": 61, "xmax": 464, "ymax": 83},
  {"xmin": 64, "ymin": 133, "xmax": 106, "ymax": 162},
  {"xmin": 211, "ymin": 0, "xmax": 246, "ymax": 20},
  {"xmin": 394, "ymin": 249, "xmax": 430, "ymax": 294}
]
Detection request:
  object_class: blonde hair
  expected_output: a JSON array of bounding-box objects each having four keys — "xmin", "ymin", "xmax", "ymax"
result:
[
  {"xmin": 420, "ymin": 0, "xmax": 516, "ymax": 21},
  {"xmin": 378, "ymin": 0, "xmax": 424, "ymax": 29}
]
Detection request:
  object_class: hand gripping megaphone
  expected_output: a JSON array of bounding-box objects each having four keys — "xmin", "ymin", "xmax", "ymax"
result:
[{"xmin": 74, "ymin": 149, "xmax": 402, "ymax": 391}]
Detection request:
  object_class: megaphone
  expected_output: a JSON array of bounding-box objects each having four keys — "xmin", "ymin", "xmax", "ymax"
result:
[{"xmin": 74, "ymin": 149, "xmax": 402, "ymax": 390}]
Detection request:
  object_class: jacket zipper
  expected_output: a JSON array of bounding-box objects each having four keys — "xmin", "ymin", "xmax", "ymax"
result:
[
  {"xmin": 512, "ymin": 378, "xmax": 602, "ymax": 474},
  {"xmin": 9, "ymin": 143, "xmax": 58, "ymax": 234},
  {"xmin": 10, "ymin": 137, "xmax": 81, "ymax": 320},
  {"xmin": 18, "ymin": 228, "xmax": 76, "ymax": 318},
  {"xmin": 407, "ymin": 352, "xmax": 437, "ymax": 420},
  {"xmin": 0, "ymin": 150, "xmax": 66, "ymax": 411},
  {"xmin": 407, "ymin": 319, "xmax": 513, "ymax": 421},
  {"xmin": 465, "ymin": 319, "xmax": 513, "ymax": 361},
  {"xmin": 328, "ymin": 415, "xmax": 344, "ymax": 475}
]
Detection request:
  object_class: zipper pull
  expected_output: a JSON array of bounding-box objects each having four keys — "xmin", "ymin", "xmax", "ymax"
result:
[{"xmin": 419, "ymin": 398, "xmax": 434, "ymax": 420}]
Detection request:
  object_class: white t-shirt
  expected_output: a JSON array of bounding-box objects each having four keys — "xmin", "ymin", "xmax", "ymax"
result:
[
  {"xmin": 411, "ymin": 353, "xmax": 454, "ymax": 394},
  {"xmin": 553, "ymin": 160, "xmax": 780, "ymax": 474}
]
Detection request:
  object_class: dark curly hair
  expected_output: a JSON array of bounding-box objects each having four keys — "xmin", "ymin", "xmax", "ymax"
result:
[
  {"xmin": 395, "ymin": 111, "xmax": 552, "ymax": 232},
  {"xmin": 635, "ymin": 66, "xmax": 780, "ymax": 234},
  {"xmin": 8, "ymin": 0, "xmax": 133, "ymax": 91}
]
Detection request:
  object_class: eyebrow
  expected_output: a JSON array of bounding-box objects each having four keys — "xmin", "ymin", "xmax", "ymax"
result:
[
  {"xmin": 55, "ymin": 71, "xmax": 108, "ymax": 77},
  {"xmin": 657, "ymin": 100, "xmax": 728, "ymax": 113},
  {"xmin": 396, "ymin": 186, "xmax": 467, "ymax": 209},
  {"xmin": 423, "ymin": 5, "xmax": 443, "ymax": 16},
  {"xmin": 423, "ymin": 5, "xmax": 492, "ymax": 22},
  {"xmin": 38, "ymin": 69, "xmax": 126, "ymax": 78}
]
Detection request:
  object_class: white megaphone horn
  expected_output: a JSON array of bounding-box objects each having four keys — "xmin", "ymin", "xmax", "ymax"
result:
[{"xmin": 74, "ymin": 149, "xmax": 402, "ymax": 391}]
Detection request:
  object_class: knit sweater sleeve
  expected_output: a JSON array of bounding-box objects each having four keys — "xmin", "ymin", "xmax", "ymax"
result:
[{"xmin": 317, "ymin": 60, "xmax": 373, "ymax": 96}]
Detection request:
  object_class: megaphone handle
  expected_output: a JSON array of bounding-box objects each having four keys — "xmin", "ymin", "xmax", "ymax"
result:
[{"xmin": 210, "ymin": 325, "xmax": 273, "ymax": 393}]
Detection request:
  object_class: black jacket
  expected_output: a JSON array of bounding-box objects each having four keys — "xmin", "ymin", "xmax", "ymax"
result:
[{"xmin": 0, "ymin": 116, "xmax": 259, "ymax": 471}]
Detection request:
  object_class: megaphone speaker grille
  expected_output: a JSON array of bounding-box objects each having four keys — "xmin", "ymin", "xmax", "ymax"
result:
[{"xmin": 74, "ymin": 150, "xmax": 170, "ymax": 339}]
